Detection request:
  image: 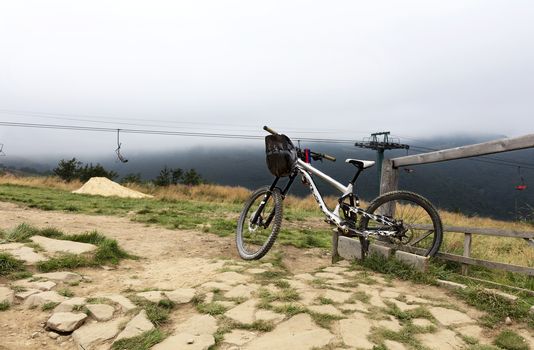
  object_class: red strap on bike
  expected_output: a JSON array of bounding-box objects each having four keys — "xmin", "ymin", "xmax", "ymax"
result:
[{"xmin": 304, "ymin": 148, "xmax": 311, "ymax": 163}]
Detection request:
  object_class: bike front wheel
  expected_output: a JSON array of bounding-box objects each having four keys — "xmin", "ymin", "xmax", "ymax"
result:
[
  {"xmin": 359, "ymin": 191, "xmax": 443, "ymax": 257},
  {"xmin": 236, "ymin": 186, "xmax": 283, "ymax": 260}
]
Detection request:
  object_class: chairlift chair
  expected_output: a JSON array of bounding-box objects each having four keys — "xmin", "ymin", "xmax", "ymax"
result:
[{"xmin": 115, "ymin": 129, "xmax": 128, "ymax": 163}]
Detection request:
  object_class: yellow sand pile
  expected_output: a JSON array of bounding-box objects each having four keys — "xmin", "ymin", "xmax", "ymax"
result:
[{"xmin": 72, "ymin": 177, "xmax": 153, "ymax": 199}]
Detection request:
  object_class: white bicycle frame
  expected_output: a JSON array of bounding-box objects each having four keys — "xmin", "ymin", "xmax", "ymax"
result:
[{"xmin": 295, "ymin": 159, "xmax": 398, "ymax": 236}]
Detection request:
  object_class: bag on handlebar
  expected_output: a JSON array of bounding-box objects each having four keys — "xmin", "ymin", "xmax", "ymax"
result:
[{"xmin": 265, "ymin": 134, "xmax": 297, "ymax": 177}]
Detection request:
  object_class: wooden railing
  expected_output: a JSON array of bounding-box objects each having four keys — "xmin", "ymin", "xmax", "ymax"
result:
[
  {"xmin": 410, "ymin": 224, "xmax": 534, "ymax": 276},
  {"xmin": 378, "ymin": 134, "xmax": 534, "ymax": 276}
]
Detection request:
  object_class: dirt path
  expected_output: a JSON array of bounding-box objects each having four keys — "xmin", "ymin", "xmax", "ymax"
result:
[{"xmin": 0, "ymin": 201, "xmax": 533, "ymax": 350}]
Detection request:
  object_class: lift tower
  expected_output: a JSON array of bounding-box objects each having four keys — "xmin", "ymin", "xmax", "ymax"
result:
[{"xmin": 354, "ymin": 132, "xmax": 409, "ymax": 187}]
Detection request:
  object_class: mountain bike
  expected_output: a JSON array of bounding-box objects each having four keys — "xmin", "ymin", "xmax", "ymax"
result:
[{"xmin": 236, "ymin": 126, "xmax": 443, "ymax": 260}]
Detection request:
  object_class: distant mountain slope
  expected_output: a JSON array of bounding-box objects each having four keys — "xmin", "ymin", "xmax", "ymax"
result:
[{"xmin": 2, "ymin": 135, "xmax": 533, "ymax": 221}]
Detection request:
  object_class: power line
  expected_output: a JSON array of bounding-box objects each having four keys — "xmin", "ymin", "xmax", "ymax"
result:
[{"xmin": 0, "ymin": 120, "xmax": 357, "ymax": 144}]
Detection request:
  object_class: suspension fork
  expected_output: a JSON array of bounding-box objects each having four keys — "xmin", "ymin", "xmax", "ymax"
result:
[{"xmin": 251, "ymin": 174, "xmax": 297, "ymax": 227}]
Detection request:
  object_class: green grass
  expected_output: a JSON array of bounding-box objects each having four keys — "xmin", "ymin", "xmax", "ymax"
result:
[
  {"xmin": 42, "ymin": 302, "xmax": 60, "ymax": 311},
  {"xmin": 454, "ymin": 287, "xmax": 534, "ymax": 328},
  {"xmin": 111, "ymin": 329, "xmax": 166, "ymax": 350},
  {"xmin": 0, "ymin": 301, "xmax": 10, "ymax": 311},
  {"xmin": 308, "ymin": 312, "xmax": 344, "ymax": 329},
  {"xmin": 0, "ymin": 252, "xmax": 25, "ymax": 276},
  {"xmin": 128, "ymin": 296, "xmax": 174, "ymax": 327},
  {"xmin": 58, "ymin": 288, "xmax": 74, "ymax": 297},
  {"xmin": 5, "ymin": 226, "xmax": 137, "ymax": 272},
  {"xmin": 196, "ymin": 302, "xmax": 228, "ymax": 316},
  {"xmin": 493, "ymin": 330, "xmax": 529, "ymax": 350}
]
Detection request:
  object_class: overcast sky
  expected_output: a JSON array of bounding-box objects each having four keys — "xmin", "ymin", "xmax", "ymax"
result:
[{"xmin": 0, "ymin": 1, "xmax": 533, "ymax": 158}]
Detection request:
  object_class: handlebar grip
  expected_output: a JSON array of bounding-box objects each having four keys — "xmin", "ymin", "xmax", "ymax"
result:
[
  {"xmin": 263, "ymin": 125, "xmax": 278, "ymax": 135},
  {"xmin": 323, "ymin": 154, "xmax": 336, "ymax": 162}
]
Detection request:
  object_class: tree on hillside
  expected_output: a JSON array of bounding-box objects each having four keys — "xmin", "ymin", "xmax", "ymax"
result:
[
  {"xmin": 171, "ymin": 168, "xmax": 183, "ymax": 185},
  {"xmin": 154, "ymin": 165, "xmax": 172, "ymax": 186},
  {"xmin": 54, "ymin": 158, "xmax": 82, "ymax": 182},
  {"xmin": 53, "ymin": 158, "xmax": 117, "ymax": 182},
  {"xmin": 121, "ymin": 173, "xmax": 143, "ymax": 184},
  {"xmin": 182, "ymin": 168, "xmax": 203, "ymax": 186},
  {"xmin": 77, "ymin": 163, "xmax": 118, "ymax": 182}
]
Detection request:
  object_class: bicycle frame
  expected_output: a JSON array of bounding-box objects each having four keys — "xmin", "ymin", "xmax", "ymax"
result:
[{"xmin": 253, "ymin": 158, "xmax": 399, "ymax": 237}]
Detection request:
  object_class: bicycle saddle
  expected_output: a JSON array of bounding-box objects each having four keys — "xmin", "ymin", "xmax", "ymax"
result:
[{"xmin": 345, "ymin": 159, "xmax": 375, "ymax": 169}]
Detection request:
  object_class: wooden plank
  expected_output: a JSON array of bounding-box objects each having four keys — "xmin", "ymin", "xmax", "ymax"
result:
[
  {"xmin": 391, "ymin": 134, "xmax": 534, "ymax": 167},
  {"xmin": 375, "ymin": 242, "xmax": 534, "ymax": 276},
  {"xmin": 411, "ymin": 224, "xmax": 534, "ymax": 239},
  {"xmin": 462, "ymin": 233, "xmax": 472, "ymax": 275},
  {"xmin": 435, "ymin": 252, "xmax": 534, "ymax": 276},
  {"xmin": 380, "ymin": 159, "xmax": 399, "ymax": 195}
]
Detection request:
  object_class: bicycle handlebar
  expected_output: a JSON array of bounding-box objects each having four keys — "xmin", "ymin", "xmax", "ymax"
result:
[
  {"xmin": 263, "ymin": 125, "xmax": 278, "ymax": 135},
  {"xmin": 311, "ymin": 151, "xmax": 336, "ymax": 162}
]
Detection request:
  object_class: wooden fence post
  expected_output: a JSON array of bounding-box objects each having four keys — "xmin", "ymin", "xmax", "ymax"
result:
[
  {"xmin": 462, "ymin": 233, "xmax": 472, "ymax": 275},
  {"xmin": 379, "ymin": 159, "xmax": 399, "ymax": 216}
]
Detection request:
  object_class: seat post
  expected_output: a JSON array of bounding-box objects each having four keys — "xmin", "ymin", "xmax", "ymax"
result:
[{"xmin": 350, "ymin": 167, "xmax": 363, "ymax": 185}]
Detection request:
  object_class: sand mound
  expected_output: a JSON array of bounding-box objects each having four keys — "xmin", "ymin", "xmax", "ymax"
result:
[{"xmin": 72, "ymin": 177, "xmax": 153, "ymax": 199}]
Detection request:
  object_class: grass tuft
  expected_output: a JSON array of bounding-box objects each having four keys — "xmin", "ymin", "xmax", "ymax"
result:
[
  {"xmin": 42, "ymin": 302, "xmax": 60, "ymax": 311},
  {"xmin": 0, "ymin": 301, "xmax": 10, "ymax": 311},
  {"xmin": 493, "ymin": 330, "xmax": 529, "ymax": 350},
  {"xmin": 0, "ymin": 252, "xmax": 25, "ymax": 276},
  {"xmin": 111, "ymin": 329, "xmax": 166, "ymax": 350}
]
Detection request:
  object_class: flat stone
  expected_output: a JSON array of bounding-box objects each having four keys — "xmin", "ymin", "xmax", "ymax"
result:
[
  {"xmin": 338, "ymin": 236, "xmax": 364, "ymax": 261},
  {"xmin": 34, "ymin": 271, "xmax": 82, "ymax": 283},
  {"xmin": 244, "ymin": 313, "xmax": 334, "ymax": 350},
  {"xmin": 0, "ymin": 287, "xmax": 14, "ymax": 305},
  {"xmin": 314, "ymin": 272, "xmax": 342, "ymax": 280},
  {"xmin": 54, "ymin": 297, "xmax": 86, "ymax": 312},
  {"xmin": 224, "ymin": 284, "xmax": 258, "ymax": 299},
  {"xmin": 308, "ymin": 304, "xmax": 343, "ymax": 316},
  {"xmin": 339, "ymin": 315, "xmax": 375, "ymax": 349},
  {"xmin": 174, "ymin": 314, "xmax": 218, "ymax": 335},
  {"xmin": 294, "ymin": 273, "xmax": 315, "ymax": 281},
  {"xmin": 390, "ymin": 299, "xmax": 419, "ymax": 311},
  {"xmin": 260, "ymin": 263, "xmax": 273, "ymax": 268},
  {"xmin": 225, "ymin": 299, "xmax": 257, "ymax": 324},
  {"xmin": 164, "ymin": 288, "xmax": 196, "ymax": 304},
  {"xmin": 395, "ymin": 251, "xmax": 429, "ymax": 272},
  {"xmin": 224, "ymin": 329, "xmax": 257, "ymax": 346},
  {"xmin": 115, "ymin": 310, "xmax": 154, "ymax": 341},
  {"xmin": 25, "ymin": 291, "xmax": 67, "ymax": 308},
  {"xmin": 30, "ymin": 236, "xmax": 97, "ymax": 255},
  {"xmin": 46, "ymin": 312, "xmax": 87, "ymax": 332},
  {"xmin": 255, "ymin": 309, "xmax": 285, "ymax": 323},
  {"xmin": 380, "ymin": 290, "xmax": 400, "ymax": 299},
  {"xmin": 300, "ymin": 290, "xmax": 321, "ymax": 306},
  {"xmin": 412, "ymin": 318, "xmax": 434, "ymax": 328},
  {"xmin": 14, "ymin": 279, "xmax": 56, "ymax": 291},
  {"xmin": 384, "ymin": 340, "xmax": 408, "ymax": 350},
  {"xmin": 200, "ymin": 281, "xmax": 233, "ymax": 292},
  {"xmin": 15, "ymin": 288, "xmax": 40, "ymax": 301},
  {"xmin": 0, "ymin": 246, "xmax": 47, "ymax": 264},
  {"xmin": 418, "ymin": 328, "xmax": 465, "ymax": 349},
  {"xmin": 436, "ymin": 279, "xmax": 467, "ymax": 290},
  {"xmin": 456, "ymin": 325, "xmax": 487, "ymax": 342},
  {"xmin": 323, "ymin": 266, "xmax": 347, "ymax": 274},
  {"xmin": 247, "ymin": 268, "xmax": 267, "ymax": 274},
  {"xmin": 152, "ymin": 332, "xmax": 215, "ymax": 350},
  {"xmin": 368, "ymin": 290, "xmax": 387, "ymax": 308},
  {"xmin": 323, "ymin": 290, "xmax": 352, "ymax": 303},
  {"xmin": 85, "ymin": 304, "xmax": 115, "ymax": 322},
  {"xmin": 338, "ymin": 302, "xmax": 368, "ymax": 313},
  {"xmin": 153, "ymin": 314, "xmax": 217, "ymax": 350},
  {"xmin": 97, "ymin": 294, "xmax": 136, "ymax": 312},
  {"xmin": 216, "ymin": 300, "xmax": 236, "ymax": 308},
  {"xmin": 378, "ymin": 318, "xmax": 402, "ymax": 332},
  {"xmin": 136, "ymin": 291, "xmax": 167, "ymax": 303},
  {"xmin": 72, "ymin": 318, "xmax": 124, "ymax": 350},
  {"xmin": 214, "ymin": 271, "xmax": 250, "ymax": 285},
  {"xmin": 405, "ymin": 295, "xmax": 430, "ymax": 304},
  {"xmin": 429, "ymin": 307, "xmax": 474, "ymax": 326},
  {"xmin": 282, "ymin": 279, "xmax": 308, "ymax": 290}
]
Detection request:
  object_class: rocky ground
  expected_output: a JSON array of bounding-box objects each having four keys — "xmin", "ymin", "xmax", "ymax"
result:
[{"xmin": 0, "ymin": 201, "xmax": 533, "ymax": 350}]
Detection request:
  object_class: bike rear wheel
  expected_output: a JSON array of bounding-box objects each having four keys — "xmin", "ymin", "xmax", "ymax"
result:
[
  {"xmin": 359, "ymin": 191, "xmax": 443, "ymax": 257},
  {"xmin": 236, "ymin": 186, "xmax": 283, "ymax": 260}
]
